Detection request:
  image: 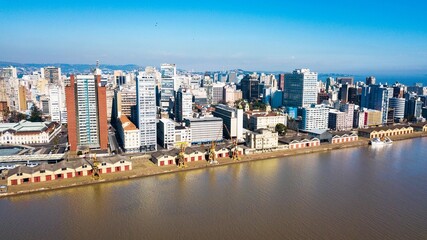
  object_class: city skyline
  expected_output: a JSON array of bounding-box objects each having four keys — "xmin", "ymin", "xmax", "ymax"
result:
[{"xmin": 1, "ymin": 0, "xmax": 426, "ymax": 74}]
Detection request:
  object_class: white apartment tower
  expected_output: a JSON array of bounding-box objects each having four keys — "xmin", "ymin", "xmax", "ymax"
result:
[
  {"xmin": 175, "ymin": 87, "xmax": 193, "ymax": 122},
  {"xmin": 48, "ymin": 85, "xmax": 62, "ymax": 122},
  {"xmin": 137, "ymin": 71, "xmax": 157, "ymax": 152},
  {"xmin": 301, "ymin": 104, "xmax": 330, "ymax": 131}
]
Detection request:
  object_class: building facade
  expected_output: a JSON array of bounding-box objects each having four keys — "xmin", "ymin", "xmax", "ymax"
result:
[
  {"xmin": 65, "ymin": 73, "xmax": 108, "ymax": 151},
  {"xmin": 212, "ymin": 104, "xmax": 244, "ymax": 141},
  {"xmin": 283, "ymin": 69, "xmax": 318, "ymax": 107},
  {"xmin": 136, "ymin": 71, "xmax": 157, "ymax": 152}
]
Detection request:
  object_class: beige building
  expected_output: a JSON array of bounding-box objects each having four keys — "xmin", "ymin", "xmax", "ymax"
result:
[
  {"xmin": 7, "ymin": 156, "xmax": 132, "ymax": 185},
  {"xmin": 244, "ymin": 110, "xmax": 287, "ymax": 131},
  {"xmin": 0, "ymin": 120, "xmax": 61, "ymax": 145},
  {"xmin": 279, "ymin": 136, "xmax": 320, "ymax": 149},
  {"xmin": 223, "ymin": 85, "xmax": 242, "ymax": 106},
  {"xmin": 330, "ymin": 131, "xmax": 358, "ymax": 144},
  {"xmin": 358, "ymin": 125, "xmax": 414, "ymax": 139},
  {"xmin": 117, "ymin": 115, "xmax": 140, "ymax": 152},
  {"xmin": 246, "ymin": 129, "xmax": 278, "ymax": 150}
]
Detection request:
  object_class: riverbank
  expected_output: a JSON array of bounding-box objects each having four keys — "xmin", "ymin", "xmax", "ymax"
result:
[{"xmin": 1, "ymin": 132, "xmax": 426, "ymax": 198}]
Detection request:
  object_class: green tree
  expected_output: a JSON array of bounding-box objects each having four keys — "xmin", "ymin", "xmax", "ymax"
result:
[
  {"xmin": 8, "ymin": 110, "xmax": 27, "ymax": 123},
  {"xmin": 275, "ymin": 123, "xmax": 287, "ymax": 135},
  {"xmin": 29, "ymin": 105, "xmax": 43, "ymax": 122}
]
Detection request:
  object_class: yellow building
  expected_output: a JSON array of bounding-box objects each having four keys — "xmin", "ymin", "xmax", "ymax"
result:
[
  {"xmin": 358, "ymin": 125, "xmax": 414, "ymax": 139},
  {"xmin": 18, "ymin": 85, "xmax": 27, "ymax": 111}
]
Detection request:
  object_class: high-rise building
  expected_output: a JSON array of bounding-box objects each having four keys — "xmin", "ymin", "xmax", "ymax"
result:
[
  {"xmin": 240, "ymin": 74, "xmax": 260, "ymax": 100},
  {"xmin": 360, "ymin": 85, "xmax": 391, "ymax": 124},
  {"xmin": 337, "ymin": 77, "xmax": 354, "ymax": 85},
  {"xmin": 326, "ymin": 77, "xmax": 334, "ymax": 92},
  {"xmin": 278, "ymin": 74, "xmax": 285, "ymax": 91},
  {"xmin": 212, "ymin": 104, "xmax": 244, "ymax": 141},
  {"xmin": 389, "ymin": 97, "xmax": 406, "ymax": 121},
  {"xmin": 211, "ymin": 82, "xmax": 225, "ymax": 104},
  {"xmin": 340, "ymin": 103, "xmax": 355, "ymax": 130},
  {"xmin": 175, "ymin": 87, "xmax": 193, "ymax": 122},
  {"xmin": 160, "ymin": 64, "xmax": 177, "ymax": 108},
  {"xmin": 65, "ymin": 73, "xmax": 108, "ymax": 151},
  {"xmin": 328, "ymin": 110, "xmax": 346, "ymax": 131},
  {"xmin": 49, "ymin": 85, "xmax": 62, "ymax": 122},
  {"xmin": 228, "ymin": 71, "xmax": 238, "ymax": 83},
  {"xmin": 283, "ymin": 69, "xmax": 318, "ymax": 108},
  {"xmin": 136, "ymin": 71, "xmax": 157, "ymax": 152},
  {"xmin": 366, "ymin": 76, "xmax": 376, "ymax": 85},
  {"xmin": 300, "ymin": 104, "xmax": 329, "ymax": 130},
  {"xmin": 339, "ymin": 83, "xmax": 349, "ymax": 103},
  {"xmin": 43, "ymin": 67, "xmax": 61, "ymax": 84}
]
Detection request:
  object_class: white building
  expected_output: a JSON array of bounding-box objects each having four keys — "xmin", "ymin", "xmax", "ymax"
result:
[
  {"xmin": 185, "ymin": 117, "xmax": 223, "ymax": 144},
  {"xmin": 212, "ymin": 104, "xmax": 244, "ymax": 141},
  {"xmin": 244, "ymin": 110, "xmax": 287, "ymax": 131},
  {"xmin": 328, "ymin": 110, "xmax": 346, "ymax": 131},
  {"xmin": 157, "ymin": 118, "xmax": 176, "ymax": 149},
  {"xmin": 175, "ymin": 88, "xmax": 193, "ymax": 122},
  {"xmin": 136, "ymin": 71, "xmax": 157, "ymax": 152},
  {"xmin": 48, "ymin": 85, "xmax": 62, "ymax": 122},
  {"xmin": 283, "ymin": 69, "xmax": 318, "ymax": 107},
  {"xmin": 174, "ymin": 125, "xmax": 192, "ymax": 145},
  {"xmin": 117, "ymin": 115, "xmax": 140, "ymax": 152},
  {"xmin": 301, "ymin": 105, "xmax": 330, "ymax": 131},
  {"xmin": 246, "ymin": 129, "xmax": 278, "ymax": 150},
  {"xmin": 0, "ymin": 120, "xmax": 61, "ymax": 145}
]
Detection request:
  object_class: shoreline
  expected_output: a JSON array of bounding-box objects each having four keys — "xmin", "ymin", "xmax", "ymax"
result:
[{"xmin": 1, "ymin": 132, "xmax": 426, "ymax": 198}]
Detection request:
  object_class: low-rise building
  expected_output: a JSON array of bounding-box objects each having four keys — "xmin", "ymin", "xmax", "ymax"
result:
[
  {"xmin": 279, "ymin": 136, "xmax": 320, "ymax": 149},
  {"xmin": 410, "ymin": 122, "xmax": 427, "ymax": 132},
  {"xmin": 330, "ymin": 131, "xmax": 359, "ymax": 144},
  {"xmin": 117, "ymin": 115, "xmax": 140, "ymax": 152},
  {"xmin": 0, "ymin": 120, "xmax": 61, "ymax": 145},
  {"xmin": 244, "ymin": 110, "xmax": 287, "ymax": 131},
  {"xmin": 6, "ymin": 156, "xmax": 132, "ymax": 185},
  {"xmin": 358, "ymin": 125, "xmax": 414, "ymax": 139},
  {"xmin": 185, "ymin": 116, "xmax": 223, "ymax": 144},
  {"xmin": 246, "ymin": 129, "xmax": 278, "ymax": 150}
]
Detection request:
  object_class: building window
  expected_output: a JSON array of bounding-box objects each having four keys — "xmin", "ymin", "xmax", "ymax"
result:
[
  {"xmin": 61, "ymin": 168, "xmax": 67, "ymax": 171},
  {"xmin": 40, "ymin": 170, "xmax": 45, "ymax": 173}
]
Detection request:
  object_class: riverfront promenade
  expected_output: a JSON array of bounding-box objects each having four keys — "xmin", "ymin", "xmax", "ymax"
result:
[{"xmin": 1, "ymin": 132, "xmax": 426, "ymax": 198}]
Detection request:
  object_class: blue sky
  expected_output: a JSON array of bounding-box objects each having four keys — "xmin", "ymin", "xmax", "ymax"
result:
[{"xmin": 1, "ymin": 0, "xmax": 427, "ymax": 75}]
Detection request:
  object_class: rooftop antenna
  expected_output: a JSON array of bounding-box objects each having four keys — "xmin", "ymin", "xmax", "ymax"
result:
[{"xmin": 96, "ymin": 60, "xmax": 100, "ymax": 69}]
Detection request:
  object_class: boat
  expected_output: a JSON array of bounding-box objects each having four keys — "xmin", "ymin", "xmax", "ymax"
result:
[{"xmin": 370, "ymin": 137, "xmax": 393, "ymax": 146}]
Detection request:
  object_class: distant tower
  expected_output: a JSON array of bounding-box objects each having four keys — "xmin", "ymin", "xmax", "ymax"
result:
[{"xmin": 366, "ymin": 76, "xmax": 376, "ymax": 85}]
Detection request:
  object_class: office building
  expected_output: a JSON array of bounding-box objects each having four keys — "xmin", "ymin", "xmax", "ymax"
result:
[
  {"xmin": 160, "ymin": 64, "xmax": 177, "ymax": 108},
  {"xmin": 283, "ymin": 69, "xmax": 318, "ymax": 107},
  {"xmin": 43, "ymin": 67, "xmax": 61, "ymax": 84},
  {"xmin": 136, "ymin": 71, "xmax": 157, "ymax": 152},
  {"xmin": 212, "ymin": 104, "xmax": 244, "ymax": 141},
  {"xmin": 240, "ymin": 73, "xmax": 260, "ymax": 100},
  {"xmin": 389, "ymin": 97, "xmax": 406, "ymax": 121},
  {"xmin": 175, "ymin": 87, "xmax": 193, "ymax": 122},
  {"xmin": 185, "ymin": 117, "xmax": 223, "ymax": 144}
]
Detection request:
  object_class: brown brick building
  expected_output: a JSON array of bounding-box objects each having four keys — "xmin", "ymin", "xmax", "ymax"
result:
[{"xmin": 65, "ymin": 73, "xmax": 108, "ymax": 151}]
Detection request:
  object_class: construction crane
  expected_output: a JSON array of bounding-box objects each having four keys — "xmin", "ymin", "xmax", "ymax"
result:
[
  {"xmin": 223, "ymin": 124, "xmax": 240, "ymax": 161},
  {"xmin": 208, "ymin": 124, "xmax": 224, "ymax": 165},
  {"xmin": 176, "ymin": 142, "xmax": 188, "ymax": 168},
  {"xmin": 85, "ymin": 152, "xmax": 101, "ymax": 180}
]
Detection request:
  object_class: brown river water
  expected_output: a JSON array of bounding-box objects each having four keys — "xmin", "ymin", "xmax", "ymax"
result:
[{"xmin": 1, "ymin": 138, "xmax": 426, "ymax": 240}]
